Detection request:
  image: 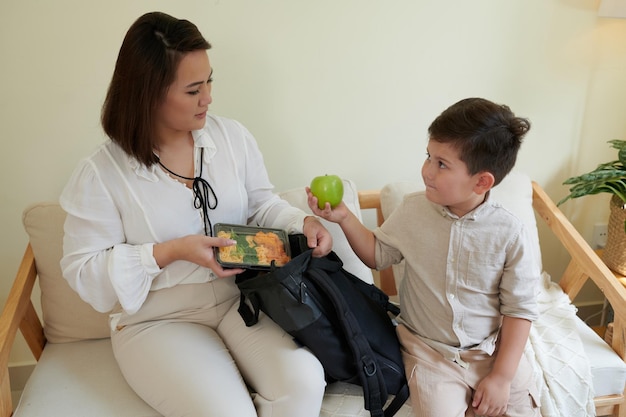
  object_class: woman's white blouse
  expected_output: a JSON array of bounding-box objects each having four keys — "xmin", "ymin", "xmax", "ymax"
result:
[{"xmin": 60, "ymin": 115, "xmax": 306, "ymax": 315}]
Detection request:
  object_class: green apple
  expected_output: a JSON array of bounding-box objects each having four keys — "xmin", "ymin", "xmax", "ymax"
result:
[{"xmin": 310, "ymin": 174, "xmax": 344, "ymax": 209}]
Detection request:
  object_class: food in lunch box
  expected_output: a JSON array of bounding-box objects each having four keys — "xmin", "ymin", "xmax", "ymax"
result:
[{"xmin": 217, "ymin": 229, "xmax": 291, "ymax": 267}]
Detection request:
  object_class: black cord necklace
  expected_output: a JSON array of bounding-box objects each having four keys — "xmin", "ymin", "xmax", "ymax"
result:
[{"xmin": 157, "ymin": 148, "xmax": 218, "ymax": 236}]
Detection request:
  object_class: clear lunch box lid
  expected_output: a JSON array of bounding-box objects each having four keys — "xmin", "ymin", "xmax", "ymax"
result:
[{"xmin": 214, "ymin": 223, "xmax": 291, "ymax": 269}]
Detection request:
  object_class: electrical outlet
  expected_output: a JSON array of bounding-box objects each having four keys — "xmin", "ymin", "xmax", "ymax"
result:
[{"xmin": 592, "ymin": 223, "xmax": 608, "ymax": 249}]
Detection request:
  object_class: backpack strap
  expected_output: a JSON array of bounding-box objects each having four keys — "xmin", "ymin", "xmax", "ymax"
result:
[
  {"xmin": 312, "ymin": 251, "xmax": 401, "ymax": 319},
  {"xmin": 382, "ymin": 384, "xmax": 410, "ymax": 417},
  {"xmin": 307, "ymin": 260, "xmax": 388, "ymax": 417},
  {"xmin": 237, "ymin": 292, "xmax": 261, "ymax": 327}
]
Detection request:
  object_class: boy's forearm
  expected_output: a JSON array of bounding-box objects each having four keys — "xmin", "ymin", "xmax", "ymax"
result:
[
  {"xmin": 338, "ymin": 211, "xmax": 377, "ymax": 268},
  {"xmin": 491, "ymin": 316, "xmax": 531, "ymax": 381}
]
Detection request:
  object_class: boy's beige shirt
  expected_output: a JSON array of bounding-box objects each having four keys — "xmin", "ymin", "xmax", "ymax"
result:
[{"xmin": 374, "ymin": 191, "xmax": 540, "ymax": 366}]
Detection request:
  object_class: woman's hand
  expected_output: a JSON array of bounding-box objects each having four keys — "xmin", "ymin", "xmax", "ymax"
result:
[
  {"xmin": 302, "ymin": 216, "xmax": 333, "ymax": 257},
  {"xmin": 153, "ymin": 235, "xmax": 244, "ymax": 278}
]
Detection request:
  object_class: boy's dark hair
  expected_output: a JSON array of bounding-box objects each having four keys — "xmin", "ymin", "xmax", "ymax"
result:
[
  {"xmin": 428, "ymin": 97, "xmax": 530, "ymax": 186},
  {"xmin": 101, "ymin": 12, "xmax": 211, "ymax": 167}
]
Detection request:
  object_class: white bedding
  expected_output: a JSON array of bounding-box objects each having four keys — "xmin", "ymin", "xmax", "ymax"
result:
[{"xmin": 525, "ymin": 272, "xmax": 596, "ymax": 417}]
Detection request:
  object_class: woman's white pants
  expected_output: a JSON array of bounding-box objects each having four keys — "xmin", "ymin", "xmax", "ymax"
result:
[{"xmin": 111, "ymin": 276, "xmax": 326, "ymax": 417}]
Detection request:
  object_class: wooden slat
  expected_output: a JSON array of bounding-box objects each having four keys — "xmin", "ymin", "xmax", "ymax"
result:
[
  {"xmin": 20, "ymin": 301, "xmax": 45, "ymax": 361},
  {"xmin": 357, "ymin": 190, "xmax": 381, "ymax": 211},
  {"xmin": 0, "ymin": 244, "xmax": 42, "ymax": 416},
  {"xmin": 532, "ymin": 182, "xmax": 626, "ymax": 326},
  {"xmin": 533, "ymin": 181, "xmax": 626, "ymax": 416},
  {"xmin": 558, "ymin": 260, "xmax": 588, "ymax": 301},
  {"xmin": 378, "ymin": 267, "xmax": 397, "ymax": 296},
  {"xmin": 0, "ymin": 370, "xmax": 11, "ymax": 417},
  {"xmin": 594, "ymin": 394, "xmax": 624, "ymax": 415}
]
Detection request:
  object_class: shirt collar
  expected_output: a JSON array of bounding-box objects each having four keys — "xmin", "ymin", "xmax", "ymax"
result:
[
  {"xmin": 192, "ymin": 127, "xmax": 217, "ymax": 164},
  {"xmin": 129, "ymin": 126, "xmax": 217, "ymax": 181},
  {"xmin": 129, "ymin": 153, "xmax": 159, "ymax": 182},
  {"xmin": 435, "ymin": 190, "xmax": 494, "ymax": 221}
]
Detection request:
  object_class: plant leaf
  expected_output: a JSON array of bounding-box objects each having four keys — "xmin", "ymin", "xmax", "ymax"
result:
[{"xmin": 558, "ymin": 140, "xmax": 626, "ymax": 206}]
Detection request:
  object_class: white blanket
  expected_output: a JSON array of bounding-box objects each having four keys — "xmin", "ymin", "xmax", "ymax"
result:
[{"xmin": 524, "ymin": 272, "xmax": 596, "ymax": 417}]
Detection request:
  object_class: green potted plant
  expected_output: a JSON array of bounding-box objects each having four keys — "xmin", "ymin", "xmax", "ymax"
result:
[{"xmin": 558, "ymin": 139, "xmax": 626, "ymax": 274}]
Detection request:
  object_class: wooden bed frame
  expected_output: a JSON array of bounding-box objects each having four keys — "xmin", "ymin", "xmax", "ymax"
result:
[{"xmin": 1, "ymin": 181, "xmax": 625, "ymax": 416}]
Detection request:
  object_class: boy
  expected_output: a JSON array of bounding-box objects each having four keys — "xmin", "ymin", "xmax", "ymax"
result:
[{"xmin": 307, "ymin": 98, "xmax": 541, "ymax": 416}]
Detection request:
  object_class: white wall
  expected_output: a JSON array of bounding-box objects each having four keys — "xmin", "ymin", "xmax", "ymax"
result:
[{"xmin": 2, "ymin": 0, "xmax": 625, "ymax": 364}]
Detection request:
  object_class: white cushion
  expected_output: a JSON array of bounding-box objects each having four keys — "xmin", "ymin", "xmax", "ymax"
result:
[
  {"xmin": 22, "ymin": 202, "xmax": 110, "ymax": 343},
  {"xmin": 279, "ymin": 179, "xmax": 374, "ymax": 284},
  {"xmin": 14, "ymin": 340, "xmax": 160, "ymax": 417},
  {"xmin": 321, "ymin": 383, "xmax": 414, "ymax": 417},
  {"xmin": 14, "ymin": 339, "xmax": 413, "ymax": 417},
  {"xmin": 576, "ymin": 318, "xmax": 626, "ymax": 397}
]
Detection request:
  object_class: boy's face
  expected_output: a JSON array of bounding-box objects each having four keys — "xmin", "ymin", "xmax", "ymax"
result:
[{"xmin": 421, "ymin": 139, "xmax": 491, "ymax": 218}]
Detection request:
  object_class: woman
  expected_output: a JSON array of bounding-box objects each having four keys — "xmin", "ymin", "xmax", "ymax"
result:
[{"xmin": 60, "ymin": 11, "xmax": 331, "ymax": 417}]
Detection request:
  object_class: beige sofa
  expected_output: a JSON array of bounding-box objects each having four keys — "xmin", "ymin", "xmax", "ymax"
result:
[{"xmin": 1, "ymin": 174, "xmax": 626, "ymax": 416}]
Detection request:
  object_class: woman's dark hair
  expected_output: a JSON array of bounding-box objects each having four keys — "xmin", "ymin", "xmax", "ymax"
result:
[
  {"xmin": 428, "ymin": 97, "xmax": 531, "ymax": 186},
  {"xmin": 101, "ymin": 12, "xmax": 211, "ymax": 166}
]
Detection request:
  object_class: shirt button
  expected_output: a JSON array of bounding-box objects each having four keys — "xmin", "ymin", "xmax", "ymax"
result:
[{"xmin": 449, "ymin": 294, "xmax": 455, "ymax": 300}]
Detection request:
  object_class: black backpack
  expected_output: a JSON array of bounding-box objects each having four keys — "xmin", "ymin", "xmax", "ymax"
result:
[{"xmin": 235, "ymin": 235, "xmax": 409, "ymax": 417}]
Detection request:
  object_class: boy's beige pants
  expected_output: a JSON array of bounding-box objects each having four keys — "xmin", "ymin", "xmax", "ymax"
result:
[{"xmin": 398, "ymin": 324, "xmax": 541, "ymax": 417}]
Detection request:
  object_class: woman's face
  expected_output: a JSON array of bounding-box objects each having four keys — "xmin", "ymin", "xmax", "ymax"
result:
[{"xmin": 155, "ymin": 50, "xmax": 213, "ymax": 141}]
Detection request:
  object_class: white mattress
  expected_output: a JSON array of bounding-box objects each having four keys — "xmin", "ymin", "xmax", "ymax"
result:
[
  {"xmin": 13, "ymin": 339, "xmax": 413, "ymax": 417},
  {"xmin": 576, "ymin": 318, "xmax": 626, "ymax": 397}
]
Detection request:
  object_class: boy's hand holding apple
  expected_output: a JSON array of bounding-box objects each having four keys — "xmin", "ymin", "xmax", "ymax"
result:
[{"xmin": 306, "ymin": 174, "xmax": 350, "ymax": 224}]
